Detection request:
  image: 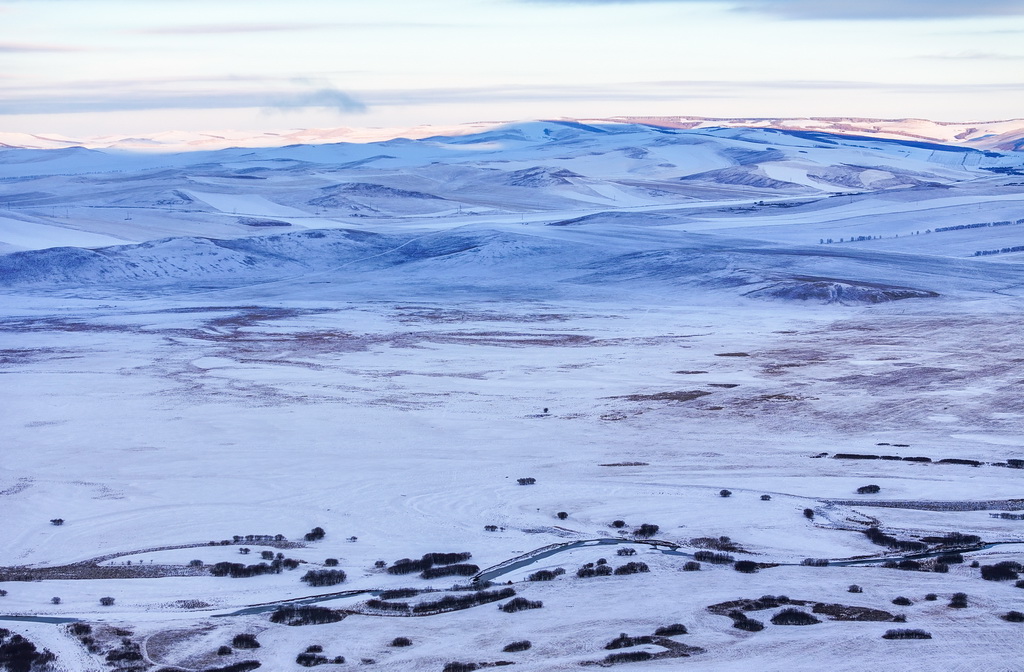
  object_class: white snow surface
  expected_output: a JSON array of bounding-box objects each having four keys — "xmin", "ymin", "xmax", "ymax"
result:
[{"xmin": 1, "ymin": 120, "xmax": 1023, "ymax": 672}]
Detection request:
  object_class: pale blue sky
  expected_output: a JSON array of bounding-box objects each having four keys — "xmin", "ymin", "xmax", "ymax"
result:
[{"xmin": 2, "ymin": 0, "xmax": 1023, "ymax": 136}]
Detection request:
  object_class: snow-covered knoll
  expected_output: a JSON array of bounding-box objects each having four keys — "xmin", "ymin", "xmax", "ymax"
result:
[{"xmin": 1, "ymin": 121, "xmax": 1023, "ymax": 672}]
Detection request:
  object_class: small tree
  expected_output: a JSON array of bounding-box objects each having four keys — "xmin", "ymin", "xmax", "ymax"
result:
[
  {"xmin": 50, "ymin": 518, "xmax": 64, "ymax": 526},
  {"xmin": 720, "ymin": 489, "xmax": 732, "ymax": 498},
  {"xmin": 556, "ymin": 511, "xmax": 568, "ymax": 520},
  {"xmin": 100, "ymin": 597, "xmax": 115, "ymax": 606},
  {"xmin": 803, "ymin": 508, "xmax": 815, "ymax": 520},
  {"xmin": 734, "ymin": 560, "xmax": 758, "ymax": 573},
  {"xmin": 304, "ymin": 527, "xmax": 326, "ymax": 542},
  {"xmin": 949, "ymin": 592, "xmax": 968, "ymax": 608},
  {"xmin": 51, "ymin": 597, "xmax": 61, "ymax": 605},
  {"xmin": 324, "ymin": 558, "xmax": 339, "ymax": 567},
  {"xmin": 760, "ymin": 494, "xmax": 771, "ymax": 501},
  {"xmin": 390, "ymin": 637, "xmax": 412, "ymax": 647},
  {"xmin": 848, "ymin": 584, "xmax": 863, "ymax": 593}
]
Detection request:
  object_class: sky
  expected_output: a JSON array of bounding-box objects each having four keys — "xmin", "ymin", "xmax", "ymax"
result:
[{"xmin": 1, "ymin": 0, "xmax": 1023, "ymax": 137}]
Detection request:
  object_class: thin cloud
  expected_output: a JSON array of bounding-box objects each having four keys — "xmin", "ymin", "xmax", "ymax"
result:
[
  {"xmin": 132, "ymin": 23, "xmax": 329, "ymax": 35},
  {"xmin": 130, "ymin": 21, "xmax": 459, "ymax": 35},
  {"xmin": 0, "ymin": 42, "xmax": 91, "ymax": 53},
  {"xmin": 920, "ymin": 51, "xmax": 1024, "ymax": 60},
  {"xmin": 520, "ymin": 0, "xmax": 1024, "ymax": 19},
  {"xmin": 0, "ymin": 87, "xmax": 366, "ymax": 115}
]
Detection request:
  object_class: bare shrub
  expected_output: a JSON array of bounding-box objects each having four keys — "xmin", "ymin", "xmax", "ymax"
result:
[
  {"xmin": 654, "ymin": 623, "xmax": 687, "ymax": 636},
  {"xmin": 503, "ymin": 640, "xmax": 531, "ymax": 652},
  {"xmin": 882, "ymin": 629, "xmax": 931, "ymax": 639},
  {"xmin": 949, "ymin": 593, "xmax": 968, "ymax": 608},
  {"xmin": 771, "ymin": 608, "xmax": 820, "ymax": 625},
  {"xmin": 232, "ymin": 634, "xmax": 260, "ymax": 649},
  {"xmin": 500, "ymin": 597, "xmax": 542, "ymax": 613}
]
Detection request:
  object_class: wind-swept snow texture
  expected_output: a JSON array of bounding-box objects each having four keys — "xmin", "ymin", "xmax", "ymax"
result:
[{"xmin": 1, "ymin": 121, "xmax": 1023, "ymax": 672}]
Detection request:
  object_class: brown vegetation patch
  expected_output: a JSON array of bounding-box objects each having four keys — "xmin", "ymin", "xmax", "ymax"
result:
[{"xmin": 612, "ymin": 390, "xmax": 712, "ymax": 403}]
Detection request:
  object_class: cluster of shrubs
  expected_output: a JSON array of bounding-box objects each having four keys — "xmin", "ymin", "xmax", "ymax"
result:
[
  {"xmin": 387, "ymin": 552, "xmax": 473, "ymax": 575},
  {"xmin": 801, "ymin": 558, "xmax": 829, "ymax": 567},
  {"xmin": 231, "ymin": 634, "xmax": 259, "ymax": 650},
  {"xmin": 390, "ymin": 637, "xmax": 413, "ymax": 647},
  {"xmin": 728, "ymin": 611, "xmax": 764, "ymax": 632},
  {"xmin": 528, "ymin": 568, "xmax": 565, "ymax": 581},
  {"xmin": 924, "ymin": 532, "xmax": 981, "ymax": 546},
  {"xmin": 683, "ymin": 561, "xmax": 701, "ymax": 571},
  {"xmin": 269, "ymin": 605, "xmax": 345, "ymax": 626},
  {"xmin": 210, "ymin": 557, "xmax": 299, "ymax": 578},
  {"xmin": 614, "ymin": 562, "xmax": 650, "ymax": 575},
  {"xmin": 881, "ymin": 559, "xmax": 924, "ymax": 571},
  {"xmin": 442, "ymin": 663, "xmax": 479, "ymax": 672},
  {"xmin": 857, "ymin": 485, "xmax": 881, "ymax": 494},
  {"xmin": 365, "ymin": 599, "xmax": 412, "ymax": 613},
  {"xmin": 949, "ymin": 592, "xmax": 968, "ymax": 609},
  {"xmin": 231, "ymin": 534, "xmax": 285, "ymax": 544},
  {"xmin": 604, "ymin": 651, "xmax": 653, "ymax": 664},
  {"xmin": 68, "ymin": 623, "xmax": 98, "ymax": 654},
  {"xmin": 300, "ymin": 569, "xmax": 347, "ymax": 587},
  {"xmin": 605, "ymin": 633, "xmax": 652, "ymax": 649},
  {"xmin": 974, "ymin": 245, "xmax": 1024, "ymax": 257},
  {"xmin": 410, "ymin": 587, "xmax": 516, "ymax": 615},
  {"xmin": 892, "ymin": 596, "xmax": 913, "ymax": 606},
  {"xmin": 771, "ymin": 608, "xmax": 820, "ymax": 626},
  {"xmin": 864, "ymin": 527, "xmax": 927, "ymax": 553},
  {"xmin": 834, "ymin": 453, "xmax": 932, "ymax": 462},
  {"xmin": 693, "ymin": 551, "xmax": 734, "ymax": 564},
  {"xmin": 633, "ymin": 524, "xmax": 660, "ymax": 539},
  {"xmin": 617, "ymin": 548, "xmax": 636, "ymax": 556},
  {"xmin": 500, "ymin": 597, "xmax": 543, "ymax": 613},
  {"xmin": 576, "ymin": 560, "xmax": 649, "ymax": 578},
  {"xmin": 421, "ymin": 564, "xmax": 480, "ymax": 579},
  {"xmin": 296, "ymin": 645, "xmax": 343, "ymax": 667},
  {"xmin": 980, "ymin": 561, "xmax": 1022, "ymax": 582},
  {"xmin": 1002, "ymin": 611, "xmax": 1024, "ymax": 622},
  {"xmin": 379, "ymin": 588, "xmax": 419, "ymax": 599},
  {"xmin": 883, "ymin": 629, "xmax": 931, "ymax": 639},
  {"xmin": 105, "ymin": 638, "xmax": 143, "ymax": 664},
  {"xmin": 0, "ymin": 628, "xmax": 56, "ymax": 671},
  {"xmin": 691, "ymin": 536, "xmax": 742, "ymax": 552},
  {"xmin": 203, "ymin": 662, "xmax": 261, "ymax": 672},
  {"xmin": 654, "ymin": 623, "xmax": 688, "ymax": 636},
  {"xmin": 734, "ymin": 560, "xmax": 759, "ymax": 573},
  {"xmin": 304, "ymin": 527, "xmax": 326, "ymax": 542},
  {"xmin": 517, "ymin": 478, "xmax": 536, "ymax": 485}
]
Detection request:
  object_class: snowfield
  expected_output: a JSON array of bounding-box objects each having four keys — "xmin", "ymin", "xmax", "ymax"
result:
[{"xmin": 1, "ymin": 119, "xmax": 1023, "ymax": 672}]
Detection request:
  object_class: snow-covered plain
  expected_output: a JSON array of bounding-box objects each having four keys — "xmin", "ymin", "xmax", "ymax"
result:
[{"xmin": 1, "ymin": 120, "xmax": 1023, "ymax": 672}]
